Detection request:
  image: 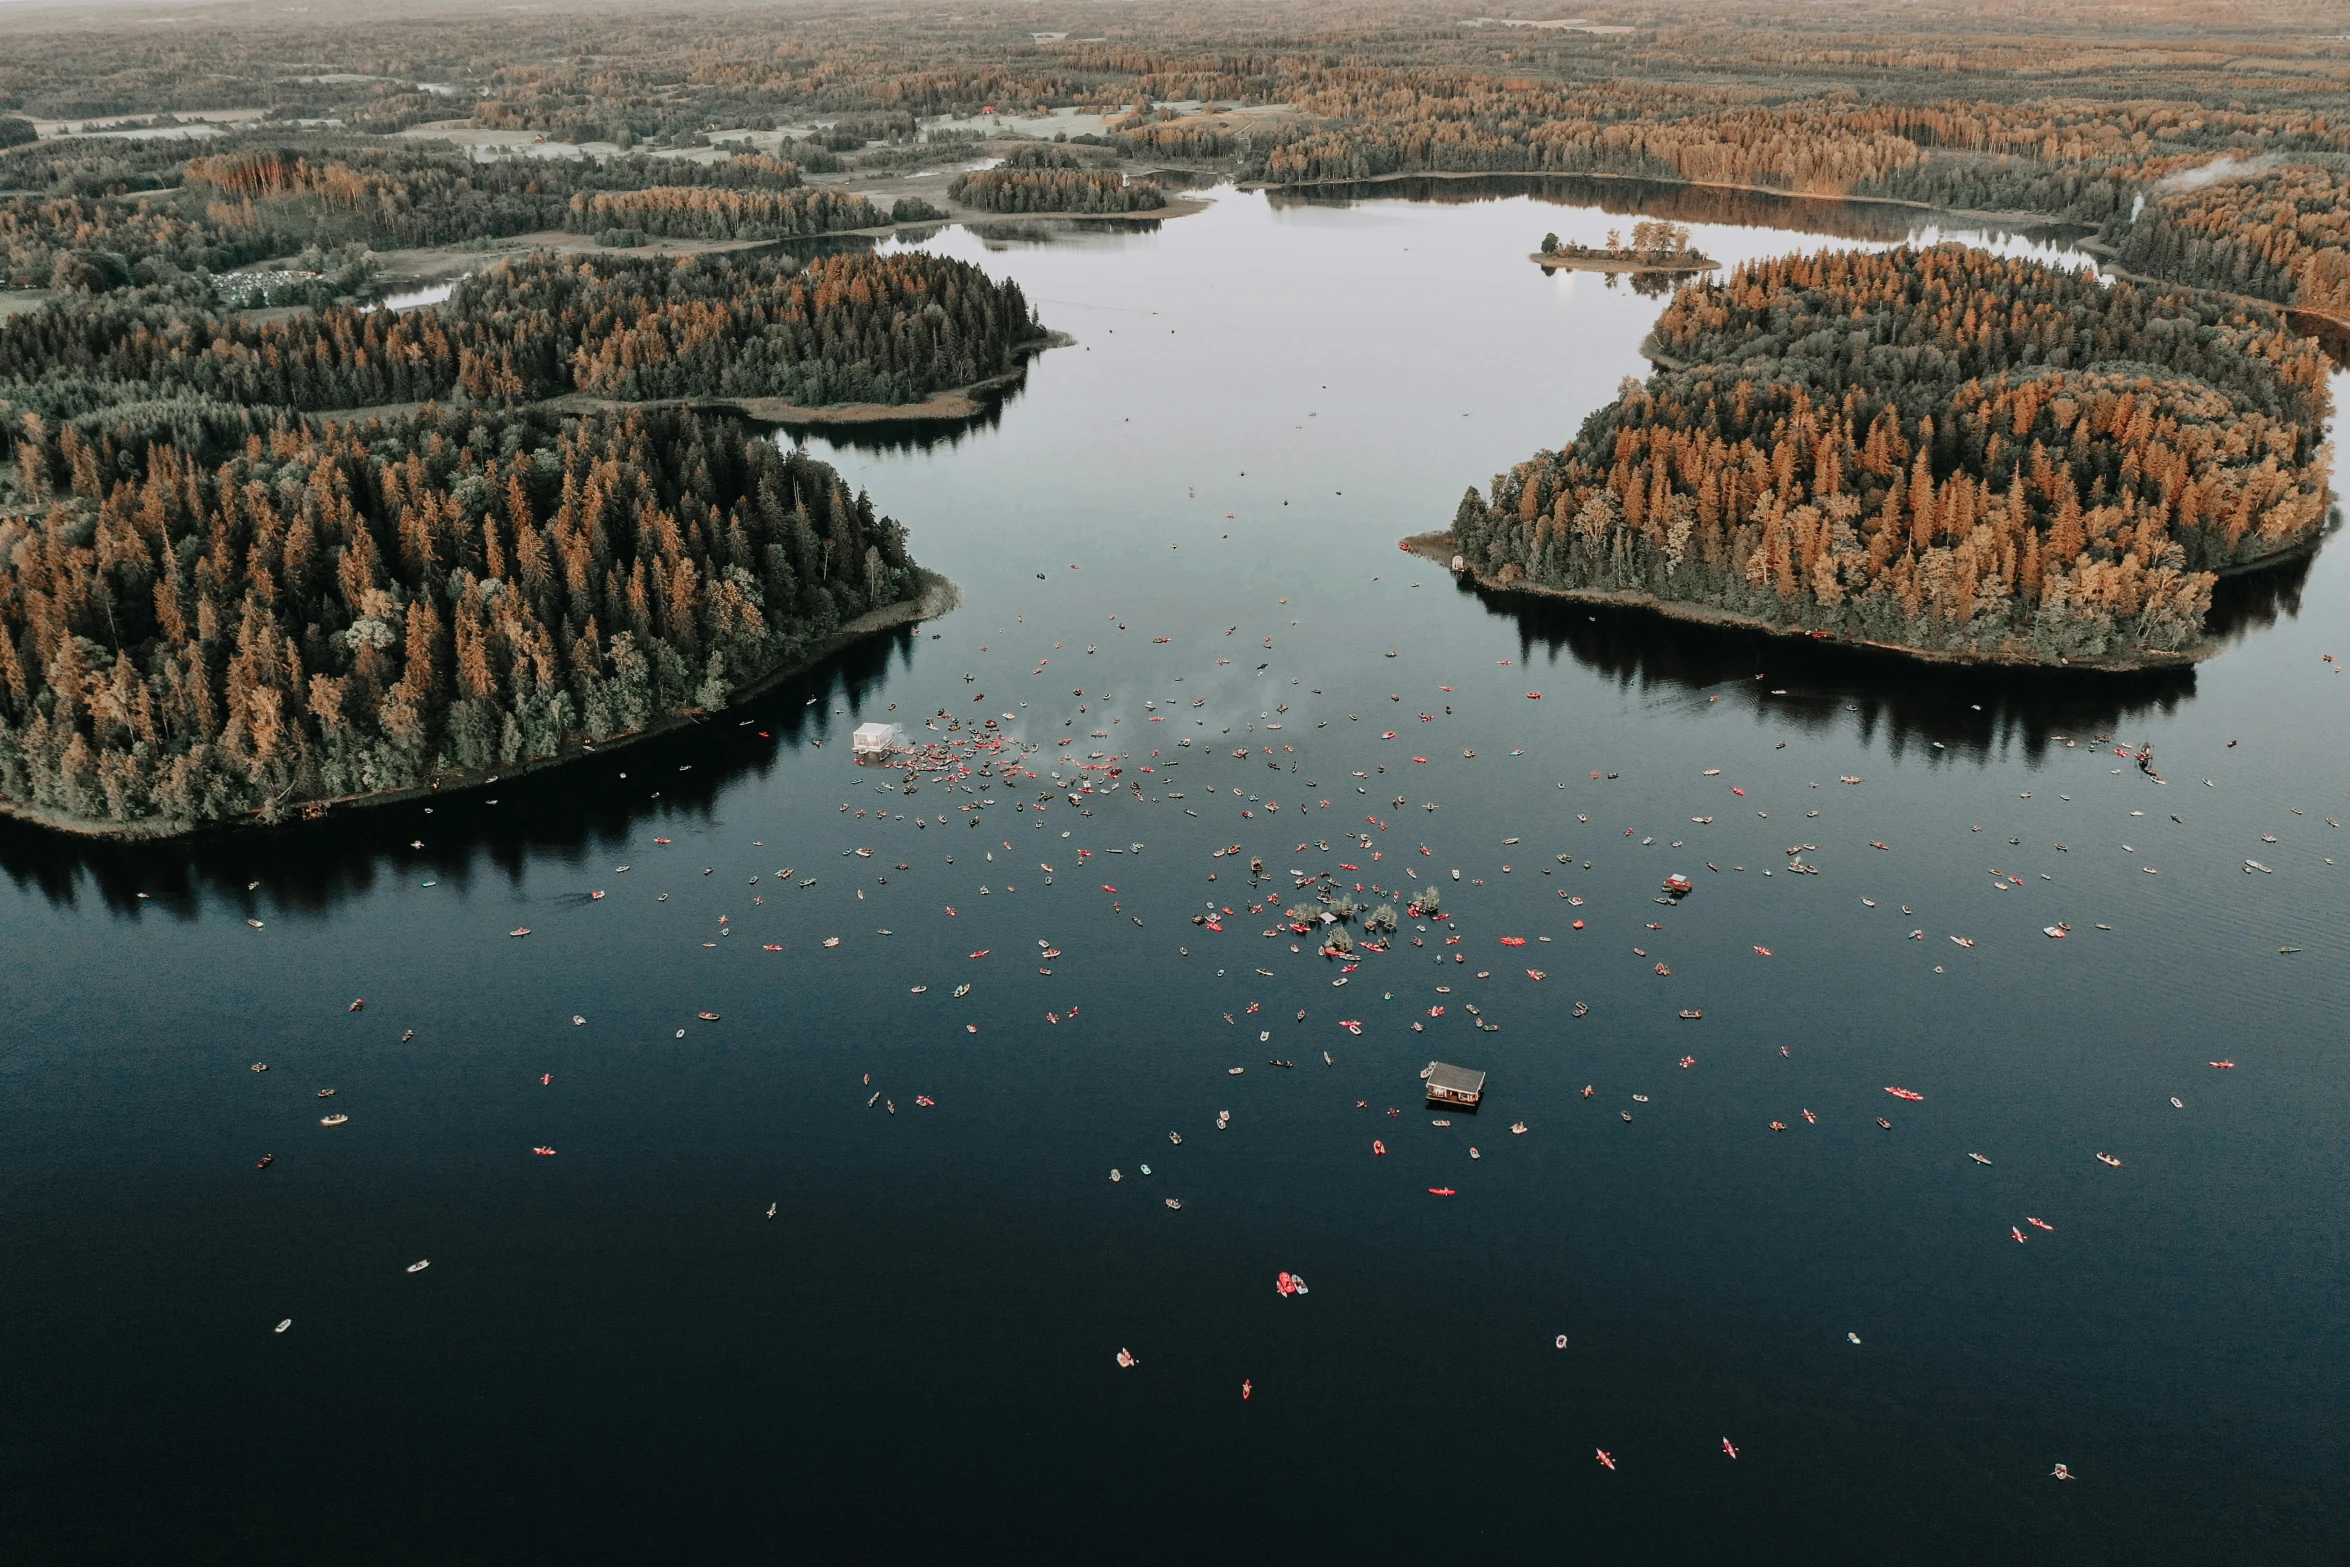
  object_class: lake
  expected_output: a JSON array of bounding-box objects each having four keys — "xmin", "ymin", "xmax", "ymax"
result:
[{"xmin": 3, "ymin": 176, "xmax": 2344, "ymax": 1564}]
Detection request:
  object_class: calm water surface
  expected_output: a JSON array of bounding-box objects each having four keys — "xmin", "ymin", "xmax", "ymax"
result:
[{"xmin": 4, "ymin": 180, "xmax": 2346, "ymax": 1564}]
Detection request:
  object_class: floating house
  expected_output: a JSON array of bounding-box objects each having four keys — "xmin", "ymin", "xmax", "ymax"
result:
[
  {"xmin": 1424, "ymin": 1061, "xmax": 1486, "ymax": 1109},
  {"xmin": 852, "ymin": 722, "xmax": 897, "ymax": 761}
]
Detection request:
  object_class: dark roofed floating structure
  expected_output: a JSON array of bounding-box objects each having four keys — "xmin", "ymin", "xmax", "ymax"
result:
[{"xmin": 1424, "ymin": 1062, "xmax": 1486, "ymax": 1109}]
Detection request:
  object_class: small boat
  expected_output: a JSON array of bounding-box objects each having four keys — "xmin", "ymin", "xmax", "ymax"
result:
[
  {"xmin": 1679, "ymin": 1010, "xmax": 1702, "ymax": 1021},
  {"xmin": 275, "ymin": 1319, "xmax": 291, "ymax": 1333},
  {"xmin": 1116, "ymin": 1348, "xmax": 1139, "ymax": 1368},
  {"xmin": 653, "ymin": 837, "xmax": 671, "ymax": 845},
  {"xmin": 532, "ymin": 1146, "xmax": 557, "ymax": 1156},
  {"xmin": 1595, "ymin": 1450, "xmax": 1615, "ymax": 1471},
  {"xmin": 2209, "ymin": 1060, "xmax": 2235, "ymax": 1069},
  {"xmin": 590, "ymin": 891, "xmax": 605, "ymax": 901},
  {"xmin": 1572, "ymin": 1001, "xmax": 1588, "ymax": 1018},
  {"xmin": 1950, "ymin": 936, "xmax": 1975, "ymax": 948},
  {"xmin": 1108, "ymin": 1170, "xmax": 1122, "ymax": 1183},
  {"xmin": 407, "ymin": 1260, "xmax": 430, "ymax": 1274},
  {"xmin": 1511, "ymin": 1122, "xmax": 1528, "ymax": 1135},
  {"xmin": 348, "ymin": 999, "xmax": 365, "ymax": 1013},
  {"xmin": 256, "ymin": 1154, "xmax": 275, "ymax": 1169},
  {"xmin": 1769, "ymin": 1121, "xmax": 1787, "ymax": 1132},
  {"xmin": 1753, "ymin": 946, "xmax": 1772, "ymax": 957},
  {"xmin": 2012, "ymin": 1227, "xmax": 2028, "ymax": 1244},
  {"xmin": 317, "ymin": 1088, "xmax": 336, "ymax": 1098},
  {"xmin": 2051, "ymin": 1464, "xmax": 2074, "ymax": 1481},
  {"xmin": 2026, "ymin": 1217, "xmax": 2054, "ymax": 1232},
  {"xmin": 1323, "ymin": 1052, "xmax": 1335, "ymax": 1066},
  {"xmin": 2170, "ymin": 1097, "xmax": 2183, "ymax": 1108},
  {"xmin": 572, "ymin": 1016, "xmax": 586, "ymax": 1026},
  {"xmin": 1431, "ymin": 1118, "xmax": 1452, "ymax": 1128},
  {"xmin": 1168, "ymin": 1132, "xmax": 1182, "ymax": 1146},
  {"xmin": 1885, "ymin": 1086, "xmax": 1925, "ymax": 1101},
  {"xmin": 1164, "ymin": 1198, "xmax": 1182, "ymax": 1210},
  {"xmin": 1802, "ymin": 1109, "xmax": 1816, "ymax": 1124},
  {"xmin": 915, "ymin": 1095, "xmax": 935, "ymax": 1107},
  {"xmin": 1679, "ymin": 1055, "xmax": 1696, "ymax": 1069},
  {"xmin": 1228, "ymin": 1067, "xmax": 1245, "ymax": 1076},
  {"xmin": 1428, "ymin": 1187, "xmax": 1457, "ymax": 1196},
  {"xmin": 1581, "ymin": 1085, "xmax": 1595, "ymax": 1098},
  {"xmin": 1722, "ymin": 1438, "xmax": 1740, "ymax": 1459},
  {"xmin": 1861, "ymin": 898, "xmax": 1876, "ymax": 908},
  {"xmin": 401, "ymin": 1030, "xmax": 415, "ymax": 1042},
  {"xmin": 1875, "ymin": 1117, "xmax": 1892, "ymax": 1130},
  {"xmin": 247, "ymin": 918, "xmax": 265, "ymax": 929},
  {"xmin": 1372, "ymin": 1140, "xmax": 1387, "ymax": 1155},
  {"xmin": 953, "ymin": 983, "xmax": 971, "ymax": 997},
  {"xmin": 541, "ymin": 1074, "xmax": 552, "ymax": 1085},
  {"xmin": 320, "ymin": 1114, "xmax": 348, "ymax": 1126},
  {"xmin": 2096, "ymin": 1152, "xmax": 2124, "ymax": 1168},
  {"xmin": 766, "ymin": 1202, "xmax": 778, "ymax": 1218},
  {"xmin": 1631, "ymin": 1094, "xmax": 1649, "ymax": 1103},
  {"xmin": 1848, "ymin": 1332, "xmax": 1862, "ymax": 1345},
  {"xmin": 1969, "ymin": 1153, "xmax": 1992, "ymax": 1166},
  {"xmin": 251, "ymin": 1063, "xmax": 268, "ymax": 1072},
  {"xmin": 1468, "ymin": 1148, "xmax": 1480, "ymax": 1159},
  {"xmin": 697, "ymin": 1012, "xmax": 721, "ymax": 1022},
  {"xmin": 1620, "ymin": 1110, "xmax": 1632, "ymax": 1123},
  {"xmin": 509, "ymin": 927, "xmax": 531, "ymax": 938}
]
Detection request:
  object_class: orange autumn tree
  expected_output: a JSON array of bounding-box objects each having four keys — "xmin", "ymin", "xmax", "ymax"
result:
[
  {"xmin": 0, "ymin": 405, "xmax": 921, "ymax": 826},
  {"xmin": 1446, "ymin": 244, "xmax": 2333, "ymax": 663}
]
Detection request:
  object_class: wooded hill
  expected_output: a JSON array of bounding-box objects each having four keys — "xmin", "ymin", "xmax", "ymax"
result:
[
  {"xmin": 0, "ymin": 249, "xmax": 1047, "ymax": 432},
  {"xmin": 1446, "ymin": 245, "xmax": 2335, "ymax": 665},
  {"xmin": 0, "ymin": 405, "xmax": 923, "ymax": 828}
]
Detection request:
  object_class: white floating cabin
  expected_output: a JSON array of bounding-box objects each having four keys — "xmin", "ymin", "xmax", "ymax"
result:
[
  {"xmin": 852, "ymin": 722, "xmax": 897, "ymax": 762},
  {"xmin": 1424, "ymin": 1061, "xmax": 1486, "ymax": 1109}
]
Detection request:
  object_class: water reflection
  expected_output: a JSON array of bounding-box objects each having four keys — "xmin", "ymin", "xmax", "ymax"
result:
[
  {"xmin": 0, "ymin": 624, "xmax": 928, "ymax": 917},
  {"xmin": 1267, "ymin": 172, "xmax": 1949, "ymax": 244},
  {"xmin": 768, "ymin": 391, "xmax": 1012, "ymax": 454},
  {"xmin": 1452, "ymin": 556, "xmax": 2316, "ymax": 759}
]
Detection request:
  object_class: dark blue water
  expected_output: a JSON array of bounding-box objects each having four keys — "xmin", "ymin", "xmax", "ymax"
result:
[{"xmin": 4, "ymin": 180, "xmax": 2345, "ymax": 1564}]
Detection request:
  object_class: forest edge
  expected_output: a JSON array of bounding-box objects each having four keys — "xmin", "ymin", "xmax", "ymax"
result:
[{"xmin": 0, "ymin": 568, "xmax": 960, "ymax": 841}]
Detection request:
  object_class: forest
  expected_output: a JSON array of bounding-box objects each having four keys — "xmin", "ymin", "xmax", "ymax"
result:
[
  {"xmin": 0, "ymin": 249, "xmax": 1046, "ymax": 433},
  {"xmin": 1, "ymin": 1, "xmax": 2347, "ymax": 319},
  {"xmin": 1444, "ymin": 245, "xmax": 2335, "ymax": 666},
  {"xmin": 2, "ymin": 143, "xmax": 888, "ymax": 290},
  {"xmin": 947, "ymin": 166, "xmax": 1165, "ymax": 215},
  {"xmin": 0, "ymin": 404, "xmax": 923, "ymax": 828}
]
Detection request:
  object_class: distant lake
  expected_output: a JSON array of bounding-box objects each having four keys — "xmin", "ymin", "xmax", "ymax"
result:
[{"xmin": 4, "ymin": 178, "xmax": 2344, "ymax": 1564}]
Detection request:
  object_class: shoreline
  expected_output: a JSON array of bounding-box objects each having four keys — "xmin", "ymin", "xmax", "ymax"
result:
[
  {"xmin": 299, "ymin": 331, "xmax": 1075, "ymax": 432},
  {"xmin": 1532, "ymin": 250, "xmax": 1716, "ymax": 273},
  {"xmin": 0, "ymin": 571, "xmax": 962, "ymax": 843},
  {"xmin": 1397, "ymin": 532, "xmax": 2208, "ymax": 674},
  {"xmin": 1241, "ymin": 167, "xmax": 2073, "ymax": 233}
]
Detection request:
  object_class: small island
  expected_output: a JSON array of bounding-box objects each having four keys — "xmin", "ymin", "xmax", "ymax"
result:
[
  {"xmin": 1532, "ymin": 220, "xmax": 1717, "ymax": 273},
  {"xmin": 1432, "ymin": 243, "xmax": 2335, "ymax": 671}
]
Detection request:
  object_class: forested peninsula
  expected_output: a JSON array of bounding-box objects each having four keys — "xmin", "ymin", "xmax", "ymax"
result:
[
  {"xmin": 947, "ymin": 147, "xmax": 1166, "ymax": 214},
  {"xmin": 0, "ymin": 405, "xmax": 936, "ymax": 832},
  {"xmin": 0, "ymin": 245, "xmax": 1047, "ymax": 833},
  {"xmin": 1435, "ymin": 245, "xmax": 2335, "ymax": 669},
  {"xmin": 0, "ymin": 249, "xmax": 1048, "ymax": 434}
]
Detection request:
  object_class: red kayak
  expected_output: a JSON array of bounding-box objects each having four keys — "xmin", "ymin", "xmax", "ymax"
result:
[
  {"xmin": 1884, "ymin": 1086, "xmax": 1925, "ymax": 1101},
  {"xmin": 1428, "ymin": 1187, "xmax": 1457, "ymax": 1196}
]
